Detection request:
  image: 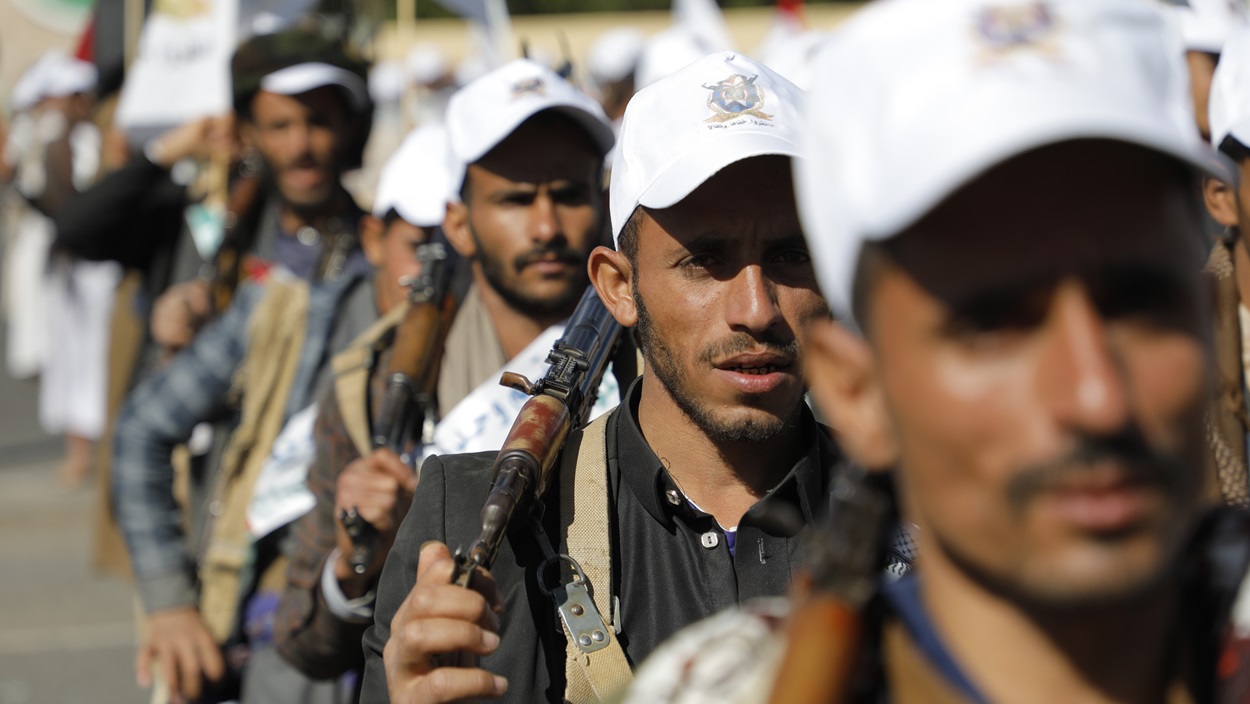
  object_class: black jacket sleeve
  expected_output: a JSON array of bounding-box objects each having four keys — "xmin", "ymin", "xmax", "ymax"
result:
[{"xmin": 53, "ymin": 152, "xmax": 188, "ymax": 271}]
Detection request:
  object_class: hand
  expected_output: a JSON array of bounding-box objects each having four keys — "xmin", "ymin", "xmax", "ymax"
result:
[
  {"xmin": 383, "ymin": 542, "xmax": 509, "ymax": 703},
  {"xmin": 148, "ymin": 115, "xmax": 235, "ymax": 169},
  {"xmin": 150, "ymin": 280, "xmax": 211, "ymax": 352},
  {"xmin": 136, "ymin": 607, "xmax": 225, "ymax": 704},
  {"xmin": 333, "ymin": 448, "xmax": 419, "ymax": 594}
]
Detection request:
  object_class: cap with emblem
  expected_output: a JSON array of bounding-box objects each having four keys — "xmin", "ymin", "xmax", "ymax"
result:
[
  {"xmin": 373, "ymin": 125, "xmax": 453, "ymax": 227},
  {"xmin": 444, "ymin": 59, "xmax": 615, "ymax": 197},
  {"xmin": 1210, "ymin": 26, "xmax": 1250, "ymax": 149},
  {"xmin": 796, "ymin": 0, "xmax": 1225, "ymax": 322},
  {"xmin": 610, "ymin": 50, "xmax": 804, "ymax": 245}
]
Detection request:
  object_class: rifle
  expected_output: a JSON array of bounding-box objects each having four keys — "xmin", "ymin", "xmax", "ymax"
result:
[
  {"xmin": 765, "ymin": 467, "xmax": 893, "ymax": 704},
  {"xmin": 340, "ymin": 242, "xmax": 460, "ymax": 575},
  {"xmin": 449, "ymin": 285, "xmax": 622, "ymax": 588},
  {"xmin": 209, "ymin": 156, "xmax": 265, "ymax": 314}
]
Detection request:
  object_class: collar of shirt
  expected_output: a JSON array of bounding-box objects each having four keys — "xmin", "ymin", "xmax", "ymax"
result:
[
  {"xmin": 881, "ymin": 573, "xmax": 990, "ymax": 704},
  {"xmin": 611, "ymin": 378, "xmax": 829, "ymax": 532}
]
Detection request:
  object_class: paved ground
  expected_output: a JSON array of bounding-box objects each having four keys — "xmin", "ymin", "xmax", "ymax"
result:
[
  {"xmin": 0, "ymin": 457, "xmax": 144, "ymax": 704},
  {"xmin": 0, "ymin": 318, "xmax": 141, "ymax": 703}
]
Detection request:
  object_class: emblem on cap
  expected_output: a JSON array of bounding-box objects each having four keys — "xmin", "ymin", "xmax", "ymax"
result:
[
  {"xmin": 512, "ymin": 77, "xmax": 546, "ymax": 98},
  {"xmin": 702, "ymin": 74, "xmax": 773, "ymax": 124},
  {"xmin": 975, "ymin": 2, "xmax": 1060, "ymax": 61}
]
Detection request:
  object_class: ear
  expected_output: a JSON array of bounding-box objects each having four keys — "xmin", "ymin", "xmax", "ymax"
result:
[
  {"xmin": 360, "ymin": 215, "xmax": 385, "ymax": 267},
  {"xmin": 443, "ymin": 200, "xmax": 477, "ymax": 259},
  {"xmin": 589, "ymin": 245, "xmax": 637, "ymax": 327},
  {"xmin": 804, "ymin": 318, "xmax": 899, "ymax": 471},
  {"xmin": 1203, "ymin": 175, "xmax": 1240, "ymax": 229}
]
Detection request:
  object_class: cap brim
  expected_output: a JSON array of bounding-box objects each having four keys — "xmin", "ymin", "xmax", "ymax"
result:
[
  {"xmin": 261, "ymin": 62, "xmax": 369, "ymax": 112},
  {"xmin": 636, "ymin": 130, "xmax": 801, "ymax": 212}
]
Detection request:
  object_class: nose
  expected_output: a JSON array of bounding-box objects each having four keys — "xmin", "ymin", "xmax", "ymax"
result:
[
  {"xmin": 1038, "ymin": 281, "xmax": 1130, "ymax": 436},
  {"xmin": 725, "ymin": 264, "xmax": 783, "ymax": 335},
  {"xmin": 286, "ymin": 120, "xmax": 312, "ymax": 156},
  {"xmin": 530, "ymin": 189, "xmax": 560, "ymax": 244}
]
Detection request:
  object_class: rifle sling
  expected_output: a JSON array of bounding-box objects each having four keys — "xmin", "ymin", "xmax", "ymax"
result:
[{"xmin": 557, "ymin": 411, "xmax": 634, "ymax": 702}]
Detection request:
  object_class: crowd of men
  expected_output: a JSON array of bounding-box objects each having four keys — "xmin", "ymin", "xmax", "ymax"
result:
[{"xmin": 7, "ymin": 0, "xmax": 1250, "ymax": 702}]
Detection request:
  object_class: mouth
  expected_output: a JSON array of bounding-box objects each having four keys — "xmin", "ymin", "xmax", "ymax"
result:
[
  {"xmin": 520, "ymin": 253, "xmax": 578, "ymax": 276},
  {"xmin": 1036, "ymin": 463, "xmax": 1164, "ymax": 534},
  {"xmin": 712, "ymin": 352, "xmax": 796, "ymax": 394},
  {"xmin": 283, "ymin": 165, "xmax": 328, "ymax": 191}
]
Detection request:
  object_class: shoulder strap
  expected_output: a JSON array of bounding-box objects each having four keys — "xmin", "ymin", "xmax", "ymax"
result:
[
  {"xmin": 331, "ymin": 301, "xmax": 409, "ymax": 457},
  {"xmin": 559, "ymin": 411, "xmax": 634, "ymax": 702}
]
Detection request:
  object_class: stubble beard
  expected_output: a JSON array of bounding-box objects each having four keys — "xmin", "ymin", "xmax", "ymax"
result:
[
  {"xmin": 472, "ymin": 223, "xmax": 588, "ymax": 319},
  {"xmin": 635, "ymin": 286, "xmax": 794, "ymax": 444}
]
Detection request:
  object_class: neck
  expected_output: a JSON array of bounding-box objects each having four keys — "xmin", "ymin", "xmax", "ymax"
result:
[
  {"xmin": 473, "ymin": 267, "xmax": 567, "ymax": 360},
  {"xmin": 1234, "ymin": 236, "xmax": 1250, "ymax": 309},
  {"xmin": 279, "ymin": 189, "xmax": 350, "ymax": 235},
  {"xmin": 635, "ymin": 372, "xmax": 805, "ymax": 528},
  {"xmin": 919, "ymin": 546, "xmax": 1182, "ymax": 704}
]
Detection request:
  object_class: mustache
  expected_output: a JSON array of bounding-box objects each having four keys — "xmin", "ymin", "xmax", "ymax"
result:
[
  {"xmin": 1005, "ymin": 430, "xmax": 1185, "ymax": 511},
  {"xmin": 513, "ymin": 244, "xmax": 584, "ymax": 270},
  {"xmin": 700, "ymin": 332, "xmax": 800, "ymax": 365}
]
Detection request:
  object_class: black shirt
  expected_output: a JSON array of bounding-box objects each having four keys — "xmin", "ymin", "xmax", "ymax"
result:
[{"xmin": 360, "ymin": 379, "xmax": 841, "ymax": 703}]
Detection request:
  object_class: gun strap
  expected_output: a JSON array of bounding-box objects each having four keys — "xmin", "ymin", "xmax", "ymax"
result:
[
  {"xmin": 559, "ymin": 410, "xmax": 634, "ymax": 702},
  {"xmin": 331, "ymin": 302, "xmax": 410, "ymax": 457}
]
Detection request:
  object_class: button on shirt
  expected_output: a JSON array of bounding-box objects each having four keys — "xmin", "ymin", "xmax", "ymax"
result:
[{"xmin": 360, "ymin": 378, "xmax": 841, "ymax": 703}]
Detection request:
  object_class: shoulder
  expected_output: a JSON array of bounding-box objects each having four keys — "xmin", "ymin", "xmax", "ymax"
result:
[{"xmin": 623, "ymin": 599, "xmax": 790, "ymax": 704}]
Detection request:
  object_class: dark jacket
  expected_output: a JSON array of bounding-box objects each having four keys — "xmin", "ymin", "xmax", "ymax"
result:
[{"xmin": 360, "ymin": 381, "xmax": 843, "ymax": 702}]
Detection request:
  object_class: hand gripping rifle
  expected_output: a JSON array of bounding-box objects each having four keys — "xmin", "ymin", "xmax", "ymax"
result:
[
  {"xmin": 340, "ymin": 242, "xmax": 460, "ymax": 575},
  {"xmin": 766, "ymin": 467, "xmax": 894, "ymax": 704},
  {"xmin": 449, "ymin": 285, "xmax": 622, "ymax": 588}
]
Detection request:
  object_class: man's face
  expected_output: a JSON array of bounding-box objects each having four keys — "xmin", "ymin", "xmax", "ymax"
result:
[
  {"xmin": 631, "ymin": 156, "xmax": 829, "ymax": 443},
  {"xmin": 362, "ymin": 214, "xmax": 432, "ymax": 315},
  {"xmin": 450, "ymin": 113, "xmax": 604, "ymax": 318},
  {"xmin": 840, "ymin": 142, "xmax": 1209, "ymax": 608},
  {"xmin": 245, "ymin": 86, "xmax": 352, "ymax": 212}
]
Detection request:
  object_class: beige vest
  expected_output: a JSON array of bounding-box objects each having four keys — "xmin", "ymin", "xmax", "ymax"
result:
[{"xmin": 198, "ymin": 278, "xmax": 309, "ymax": 643}]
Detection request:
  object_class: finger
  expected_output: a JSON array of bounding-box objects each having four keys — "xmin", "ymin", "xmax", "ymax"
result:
[
  {"xmin": 415, "ymin": 542, "xmax": 454, "ymax": 582},
  {"xmin": 370, "ymin": 448, "xmax": 418, "ymax": 489},
  {"xmin": 174, "ymin": 639, "xmax": 204, "ymax": 701},
  {"xmin": 394, "ymin": 617, "xmax": 501, "ymax": 666},
  {"xmin": 412, "ymin": 667, "xmax": 508, "ymax": 703},
  {"xmin": 195, "ymin": 632, "xmax": 225, "ymax": 683},
  {"xmin": 157, "ymin": 643, "xmax": 181, "ymax": 704},
  {"xmin": 135, "ymin": 644, "xmax": 153, "ymax": 688},
  {"xmin": 405, "ymin": 583, "xmax": 501, "ymax": 632}
]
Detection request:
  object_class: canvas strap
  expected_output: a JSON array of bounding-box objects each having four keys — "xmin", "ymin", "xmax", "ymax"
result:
[
  {"xmin": 330, "ymin": 301, "xmax": 409, "ymax": 457},
  {"xmin": 558, "ymin": 411, "xmax": 633, "ymax": 702}
]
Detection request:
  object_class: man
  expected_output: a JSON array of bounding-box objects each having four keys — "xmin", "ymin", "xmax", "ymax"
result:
[
  {"xmin": 627, "ymin": 1, "xmax": 1250, "ymax": 701},
  {"xmin": 271, "ymin": 60, "xmax": 617, "ymax": 681},
  {"xmin": 110, "ymin": 51, "xmax": 401, "ymax": 699},
  {"xmin": 1171, "ymin": 0, "xmax": 1247, "ymax": 142},
  {"xmin": 360, "ymin": 51, "xmax": 838, "ymax": 704},
  {"xmin": 56, "ymin": 27, "xmax": 373, "ymax": 355},
  {"xmin": 1200, "ymin": 27, "xmax": 1250, "ymax": 508}
]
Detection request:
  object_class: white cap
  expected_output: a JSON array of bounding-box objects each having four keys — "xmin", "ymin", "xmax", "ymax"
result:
[
  {"xmin": 1172, "ymin": 0, "xmax": 1248, "ymax": 54},
  {"xmin": 369, "ymin": 61, "xmax": 406, "ymax": 104},
  {"xmin": 635, "ymin": 28, "xmax": 706, "ymax": 89},
  {"xmin": 1211, "ymin": 26, "xmax": 1250, "ymax": 147},
  {"xmin": 261, "ymin": 62, "xmax": 370, "ymax": 112},
  {"xmin": 406, "ymin": 43, "xmax": 448, "ymax": 85},
  {"xmin": 42, "ymin": 55, "xmax": 97, "ymax": 98},
  {"xmin": 588, "ymin": 28, "xmax": 646, "ymax": 85},
  {"xmin": 373, "ymin": 125, "xmax": 453, "ymax": 227},
  {"xmin": 797, "ymin": 0, "xmax": 1226, "ymax": 321},
  {"xmin": 610, "ymin": 51, "xmax": 804, "ymax": 244},
  {"xmin": 444, "ymin": 58, "xmax": 614, "ymax": 196}
]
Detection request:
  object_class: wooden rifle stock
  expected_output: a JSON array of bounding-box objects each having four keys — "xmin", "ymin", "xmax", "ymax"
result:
[
  {"xmin": 209, "ymin": 161, "xmax": 264, "ymax": 314},
  {"xmin": 450, "ymin": 286, "xmax": 621, "ymax": 587},
  {"xmin": 342, "ymin": 243, "xmax": 460, "ymax": 575},
  {"xmin": 767, "ymin": 468, "xmax": 891, "ymax": 704}
]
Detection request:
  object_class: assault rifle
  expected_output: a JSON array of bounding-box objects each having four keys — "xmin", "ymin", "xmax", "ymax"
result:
[
  {"xmin": 766, "ymin": 467, "xmax": 893, "ymax": 704},
  {"xmin": 341, "ymin": 242, "xmax": 460, "ymax": 575},
  {"xmin": 449, "ymin": 285, "xmax": 622, "ymax": 587}
]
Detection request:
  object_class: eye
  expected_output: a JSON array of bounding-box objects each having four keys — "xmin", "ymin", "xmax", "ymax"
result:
[{"xmin": 772, "ymin": 248, "xmax": 811, "ymax": 265}]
